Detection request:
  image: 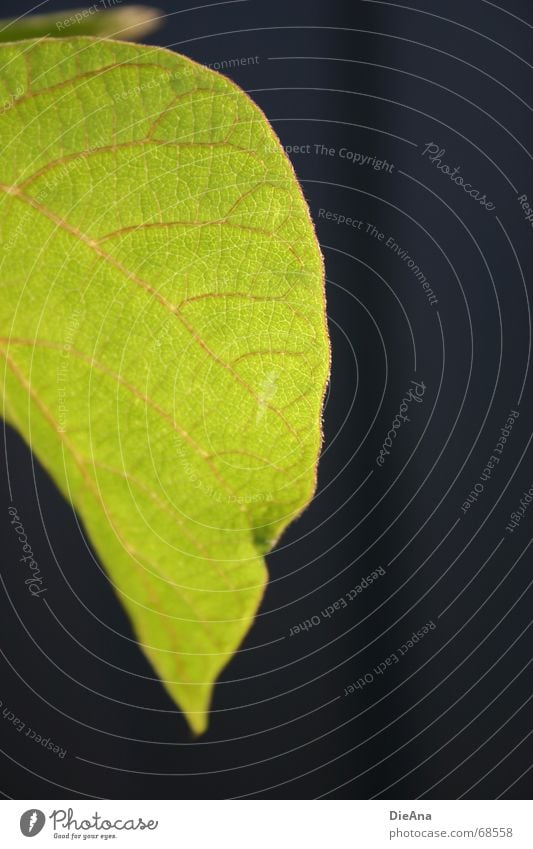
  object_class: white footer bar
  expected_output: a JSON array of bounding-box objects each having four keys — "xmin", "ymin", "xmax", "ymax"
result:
[{"xmin": 1, "ymin": 799, "xmax": 531, "ymax": 847}]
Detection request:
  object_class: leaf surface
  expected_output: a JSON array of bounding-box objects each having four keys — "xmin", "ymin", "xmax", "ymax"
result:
[{"xmin": 0, "ymin": 37, "xmax": 329, "ymax": 733}]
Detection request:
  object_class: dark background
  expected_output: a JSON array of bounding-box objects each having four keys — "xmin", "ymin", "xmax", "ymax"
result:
[{"xmin": 1, "ymin": 0, "xmax": 532, "ymax": 799}]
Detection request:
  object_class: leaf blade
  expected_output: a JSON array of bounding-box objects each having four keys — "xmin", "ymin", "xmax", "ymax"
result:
[{"xmin": 0, "ymin": 37, "xmax": 329, "ymax": 733}]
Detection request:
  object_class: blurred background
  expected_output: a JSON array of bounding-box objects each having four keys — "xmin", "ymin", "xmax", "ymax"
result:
[{"xmin": 1, "ymin": 0, "xmax": 532, "ymax": 799}]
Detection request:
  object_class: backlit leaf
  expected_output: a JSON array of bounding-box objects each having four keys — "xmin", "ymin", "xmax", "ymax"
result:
[{"xmin": 0, "ymin": 37, "xmax": 329, "ymax": 733}]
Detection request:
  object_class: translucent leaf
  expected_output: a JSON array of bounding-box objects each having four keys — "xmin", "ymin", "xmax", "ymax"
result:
[{"xmin": 0, "ymin": 37, "xmax": 329, "ymax": 733}]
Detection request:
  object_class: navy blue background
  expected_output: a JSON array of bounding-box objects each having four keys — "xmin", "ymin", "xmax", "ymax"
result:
[{"xmin": 1, "ymin": 0, "xmax": 532, "ymax": 799}]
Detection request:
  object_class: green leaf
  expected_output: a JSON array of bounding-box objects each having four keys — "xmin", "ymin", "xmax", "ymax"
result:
[
  {"xmin": 0, "ymin": 37, "xmax": 329, "ymax": 733},
  {"xmin": 0, "ymin": 7, "xmax": 162, "ymax": 43}
]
